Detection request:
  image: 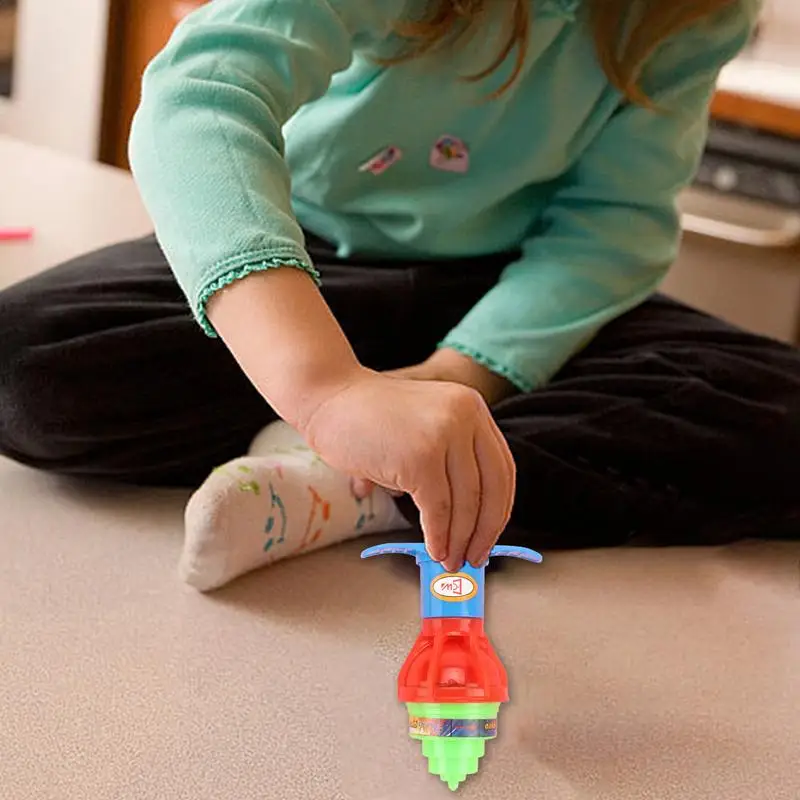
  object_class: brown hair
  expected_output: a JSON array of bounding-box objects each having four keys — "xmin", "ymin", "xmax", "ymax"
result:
[{"xmin": 394, "ymin": 0, "xmax": 739, "ymax": 102}]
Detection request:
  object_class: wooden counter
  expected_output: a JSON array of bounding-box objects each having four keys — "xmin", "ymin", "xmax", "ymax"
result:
[
  {"xmin": 100, "ymin": 0, "xmax": 205, "ymax": 168},
  {"xmin": 712, "ymin": 89, "xmax": 800, "ymax": 140}
]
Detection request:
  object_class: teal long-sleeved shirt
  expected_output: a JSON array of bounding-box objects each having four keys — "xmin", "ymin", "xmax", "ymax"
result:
[{"xmin": 129, "ymin": 0, "xmax": 758, "ymax": 392}]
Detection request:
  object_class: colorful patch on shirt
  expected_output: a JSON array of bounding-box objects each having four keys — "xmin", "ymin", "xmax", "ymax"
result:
[
  {"xmin": 359, "ymin": 146, "xmax": 403, "ymax": 176},
  {"xmin": 430, "ymin": 135, "xmax": 470, "ymax": 173}
]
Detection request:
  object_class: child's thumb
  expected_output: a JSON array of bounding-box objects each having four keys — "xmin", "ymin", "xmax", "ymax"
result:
[
  {"xmin": 351, "ymin": 477, "xmax": 376, "ymax": 500},
  {"xmin": 351, "ymin": 477, "xmax": 404, "ymax": 500}
]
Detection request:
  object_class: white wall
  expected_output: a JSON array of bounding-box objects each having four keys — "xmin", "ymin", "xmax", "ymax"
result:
[
  {"xmin": 769, "ymin": 0, "xmax": 800, "ymax": 27},
  {"xmin": 0, "ymin": 0, "xmax": 110, "ymax": 160}
]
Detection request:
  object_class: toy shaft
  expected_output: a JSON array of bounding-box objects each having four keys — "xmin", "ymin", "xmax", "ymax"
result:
[
  {"xmin": 362, "ymin": 544, "xmax": 542, "ymax": 620},
  {"xmin": 419, "ymin": 559, "xmax": 485, "ymax": 620}
]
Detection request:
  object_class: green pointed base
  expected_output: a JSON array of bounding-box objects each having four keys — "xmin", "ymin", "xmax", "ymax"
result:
[
  {"xmin": 407, "ymin": 702, "xmax": 500, "ymax": 792},
  {"xmin": 422, "ymin": 737, "xmax": 485, "ymax": 791}
]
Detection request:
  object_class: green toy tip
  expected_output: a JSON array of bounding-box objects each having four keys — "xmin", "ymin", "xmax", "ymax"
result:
[
  {"xmin": 407, "ymin": 703, "xmax": 500, "ymax": 791},
  {"xmin": 421, "ymin": 737, "xmax": 485, "ymax": 792}
]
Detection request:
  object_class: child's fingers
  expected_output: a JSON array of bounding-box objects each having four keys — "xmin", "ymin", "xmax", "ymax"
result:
[
  {"xmin": 411, "ymin": 462, "xmax": 451, "ymax": 563},
  {"xmin": 442, "ymin": 433, "xmax": 481, "ymax": 572},
  {"xmin": 467, "ymin": 424, "xmax": 515, "ymax": 567},
  {"xmin": 488, "ymin": 417, "xmax": 516, "ymax": 525}
]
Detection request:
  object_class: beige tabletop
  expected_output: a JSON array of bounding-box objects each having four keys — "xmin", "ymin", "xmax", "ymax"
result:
[
  {"xmin": 1, "ymin": 135, "xmax": 799, "ymax": 800},
  {"xmin": 0, "ymin": 135, "xmax": 153, "ymax": 282}
]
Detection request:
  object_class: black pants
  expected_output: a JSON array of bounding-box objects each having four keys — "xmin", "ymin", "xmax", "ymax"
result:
[{"xmin": 1, "ymin": 234, "xmax": 799, "ymax": 548}]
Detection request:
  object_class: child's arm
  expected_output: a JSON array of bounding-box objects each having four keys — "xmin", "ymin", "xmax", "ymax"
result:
[
  {"xmin": 129, "ymin": 0, "xmax": 401, "ymax": 336},
  {"xmin": 128, "ymin": 0, "xmax": 514, "ymax": 569},
  {"xmin": 206, "ymin": 267, "xmax": 361, "ymax": 431},
  {"xmin": 208, "ymin": 267, "xmax": 516, "ymax": 572},
  {"xmin": 437, "ymin": 2, "xmax": 760, "ymax": 395}
]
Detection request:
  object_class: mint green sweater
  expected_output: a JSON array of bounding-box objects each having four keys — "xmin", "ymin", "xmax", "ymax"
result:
[{"xmin": 129, "ymin": 0, "xmax": 757, "ymax": 391}]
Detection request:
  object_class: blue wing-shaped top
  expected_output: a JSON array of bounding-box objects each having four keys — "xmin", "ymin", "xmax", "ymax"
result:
[
  {"xmin": 361, "ymin": 543, "xmax": 429, "ymax": 563},
  {"xmin": 488, "ymin": 546, "xmax": 543, "ymax": 564},
  {"xmin": 361, "ymin": 543, "xmax": 542, "ymax": 565}
]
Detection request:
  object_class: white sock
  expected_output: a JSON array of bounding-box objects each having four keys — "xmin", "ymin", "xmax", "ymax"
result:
[{"xmin": 180, "ymin": 421, "xmax": 410, "ymax": 591}]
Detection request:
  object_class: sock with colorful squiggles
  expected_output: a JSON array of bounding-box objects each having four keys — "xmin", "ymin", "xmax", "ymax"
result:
[{"xmin": 180, "ymin": 421, "xmax": 410, "ymax": 591}]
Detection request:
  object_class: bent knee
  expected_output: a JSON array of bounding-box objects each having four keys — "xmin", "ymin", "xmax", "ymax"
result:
[{"xmin": 0, "ymin": 285, "xmax": 70, "ymax": 466}]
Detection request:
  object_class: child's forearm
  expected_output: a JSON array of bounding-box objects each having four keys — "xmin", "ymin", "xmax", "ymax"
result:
[{"xmin": 206, "ymin": 267, "xmax": 366, "ymax": 431}]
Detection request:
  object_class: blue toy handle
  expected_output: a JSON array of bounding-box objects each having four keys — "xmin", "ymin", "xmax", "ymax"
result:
[
  {"xmin": 361, "ymin": 543, "xmax": 429, "ymax": 562},
  {"xmin": 487, "ymin": 545, "xmax": 543, "ymax": 564},
  {"xmin": 361, "ymin": 543, "xmax": 543, "ymax": 565},
  {"xmin": 362, "ymin": 542, "xmax": 542, "ymax": 620}
]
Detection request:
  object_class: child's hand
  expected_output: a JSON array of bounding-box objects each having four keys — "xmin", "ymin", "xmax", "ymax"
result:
[
  {"xmin": 299, "ymin": 369, "xmax": 516, "ymax": 571},
  {"xmin": 206, "ymin": 268, "xmax": 514, "ymax": 568}
]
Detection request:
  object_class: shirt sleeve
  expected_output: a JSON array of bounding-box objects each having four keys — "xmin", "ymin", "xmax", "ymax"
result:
[
  {"xmin": 128, "ymin": 0, "xmax": 396, "ymax": 335},
  {"xmin": 440, "ymin": 2, "xmax": 760, "ymax": 393}
]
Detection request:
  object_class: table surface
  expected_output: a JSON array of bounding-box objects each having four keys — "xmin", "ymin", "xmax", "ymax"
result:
[
  {"xmin": 2, "ymin": 135, "xmax": 800, "ymax": 800},
  {"xmin": 0, "ymin": 134, "xmax": 153, "ymax": 283}
]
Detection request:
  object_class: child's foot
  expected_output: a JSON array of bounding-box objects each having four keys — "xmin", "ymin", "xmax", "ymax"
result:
[{"xmin": 180, "ymin": 423, "xmax": 410, "ymax": 591}]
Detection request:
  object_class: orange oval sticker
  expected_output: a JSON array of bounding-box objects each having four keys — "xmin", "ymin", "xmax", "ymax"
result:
[{"xmin": 431, "ymin": 573, "xmax": 478, "ymax": 602}]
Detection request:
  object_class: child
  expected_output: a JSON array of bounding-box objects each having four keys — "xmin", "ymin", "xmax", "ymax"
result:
[{"xmin": 1, "ymin": 0, "xmax": 798, "ymax": 591}]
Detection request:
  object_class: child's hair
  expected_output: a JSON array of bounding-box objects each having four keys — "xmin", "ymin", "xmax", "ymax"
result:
[{"xmin": 395, "ymin": 0, "xmax": 740, "ymax": 102}]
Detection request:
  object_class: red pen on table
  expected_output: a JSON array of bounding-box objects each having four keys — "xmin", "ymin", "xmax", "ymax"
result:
[{"xmin": 0, "ymin": 227, "xmax": 35, "ymax": 242}]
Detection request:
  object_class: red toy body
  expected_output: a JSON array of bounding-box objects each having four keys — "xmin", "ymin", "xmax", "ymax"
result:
[{"xmin": 398, "ymin": 617, "xmax": 509, "ymax": 705}]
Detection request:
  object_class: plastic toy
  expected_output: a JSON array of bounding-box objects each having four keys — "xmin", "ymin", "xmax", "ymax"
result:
[{"xmin": 361, "ymin": 543, "xmax": 543, "ymax": 791}]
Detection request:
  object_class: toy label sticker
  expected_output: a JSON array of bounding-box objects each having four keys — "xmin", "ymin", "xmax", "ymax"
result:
[
  {"xmin": 431, "ymin": 573, "xmax": 478, "ymax": 602},
  {"xmin": 409, "ymin": 717, "xmax": 498, "ymax": 739}
]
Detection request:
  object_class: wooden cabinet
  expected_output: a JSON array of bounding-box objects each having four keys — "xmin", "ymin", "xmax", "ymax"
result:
[
  {"xmin": 100, "ymin": 0, "xmax": 206, "ymax": 168},
  {"xmin": 711, "ymin": 90, "xmax": 800, "ymax": 140}
]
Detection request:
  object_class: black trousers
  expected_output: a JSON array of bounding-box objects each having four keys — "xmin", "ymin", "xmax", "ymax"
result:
[{"xmin": 1, "ymin": 234, "xmax": 799, "ymax": 548}]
